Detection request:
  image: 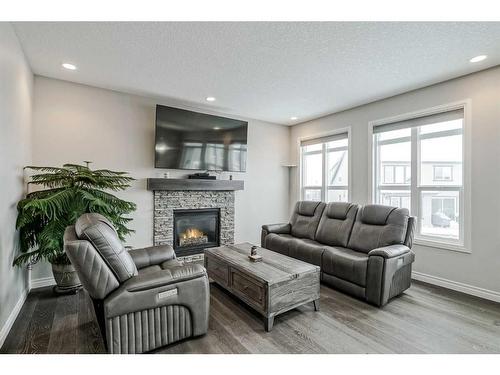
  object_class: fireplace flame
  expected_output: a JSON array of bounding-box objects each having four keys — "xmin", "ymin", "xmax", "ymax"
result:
[{"xmin": 181, "ymin": 228, "xmax": 205, "ymax": 240}]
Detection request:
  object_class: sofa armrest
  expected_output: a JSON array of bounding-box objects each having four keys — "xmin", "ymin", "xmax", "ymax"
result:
[
  {"xmin": 368, "ymin": 244, "xmax": 410, "ymax": 259},
  {"xmin": 261, "ymin": 223, "xmax": 291, "ymax": 247},
  {"xmin": 128, "ymin": 244, "xmax": 175, "ymax": 269},
  {"xmin": 262, "ymin": 223, "xmax": 291, "ymax": 234}
]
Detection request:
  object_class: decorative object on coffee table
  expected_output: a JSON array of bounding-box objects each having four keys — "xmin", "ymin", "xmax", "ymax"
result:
[
  {"xmin": 248, "ymin": 245, "xmax": 262, "ymax": 262},
  {"xmin": 250, "ymin": 245, "xmax": 258, "ymax": 255},
  {"xmin": 205, "ymin": 242, "xmax": 320, "ymax": 332}
]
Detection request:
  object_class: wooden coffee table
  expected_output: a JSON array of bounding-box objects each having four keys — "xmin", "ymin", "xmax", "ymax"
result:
[{"xmin": 204, "ymin": 242, "xmax": 320, "ymax": 331}]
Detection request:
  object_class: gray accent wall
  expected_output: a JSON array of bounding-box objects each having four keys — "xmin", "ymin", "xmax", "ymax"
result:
[
  {"xmin": 0, "ymin": 23, "xmax": 33, "ymax": 344},
  {"xmin": 289, "ymin": 66, "xmax": 500, "ymax": 297},
  {"xmin": 30, "ymin": 76, "xmax": 291, "ymax": 281}
]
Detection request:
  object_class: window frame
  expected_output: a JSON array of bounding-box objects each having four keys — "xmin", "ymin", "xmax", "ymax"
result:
[
  {"xmin": 298, "ymin": 127, "xmax": 352, "ymax": 203},
  {"xmin": 368, "ymin": 101, "xmax": 471, "ymax": 253}
]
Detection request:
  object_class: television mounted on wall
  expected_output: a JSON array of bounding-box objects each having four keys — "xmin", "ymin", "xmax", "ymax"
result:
[{"xmin": 154, "ymin": 105, "xmax": 248, "ymax": 172}]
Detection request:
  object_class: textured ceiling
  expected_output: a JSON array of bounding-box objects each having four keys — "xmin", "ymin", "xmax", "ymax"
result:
[{"xmin": 12, "ymin": 22, "xmax": 500, "ymax": 125}]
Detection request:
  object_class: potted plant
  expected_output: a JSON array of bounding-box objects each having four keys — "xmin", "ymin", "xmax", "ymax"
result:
[{"xmin": 14, "ymin": 162, "xmax": 136, "ymax": 293}]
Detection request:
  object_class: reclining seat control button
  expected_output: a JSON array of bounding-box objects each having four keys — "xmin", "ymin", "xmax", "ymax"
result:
[{"xmin": 158, "ymin": 288, "xmax": 178, "ymax": 299}]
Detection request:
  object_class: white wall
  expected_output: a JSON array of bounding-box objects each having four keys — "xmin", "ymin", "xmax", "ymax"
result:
[
  {"xmin": 290, "ymin": 66, "xmax": 500, "ymax": 296},
  {"xmin": 31, "ymin": 76, "xmax": 290, "ymax": 280},
  {"xmin": 0, "ymin": 23, "xmax": 33, "ymax": 345}
]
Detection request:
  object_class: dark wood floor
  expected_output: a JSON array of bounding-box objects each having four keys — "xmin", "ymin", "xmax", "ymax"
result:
[{"xmin": 2, "ymin": 280, "xmax": 500, "ymax": 354}]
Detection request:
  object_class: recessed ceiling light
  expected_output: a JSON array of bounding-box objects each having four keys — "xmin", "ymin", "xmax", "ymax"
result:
[
  {"xmin": 290, "ymin": 116, "xmax": 298, "ymax": 121},
  {"xmin": 213, "ymin": 127, "xmax": 221, "ymax": 130},
  {"xmin": 206, "ymin": 96, "xmax": 216, "ymax": 102},
  {"xmin": 469, "ymin": 55, "xmax": 487, "ymax": 63},
  {"xmin": 62, "ymin": 63, "xmax": 77, "ymax": 70}
]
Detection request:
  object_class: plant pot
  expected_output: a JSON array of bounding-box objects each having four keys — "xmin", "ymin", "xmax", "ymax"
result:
[{"xmin": 51, "ymin": 263, "xmax": 82, "ymax": 294}]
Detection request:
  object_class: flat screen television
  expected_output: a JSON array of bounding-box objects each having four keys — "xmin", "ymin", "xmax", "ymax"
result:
[{"xmin": 154, "ymin": 105, "xmax": 248, "ymax": 172}]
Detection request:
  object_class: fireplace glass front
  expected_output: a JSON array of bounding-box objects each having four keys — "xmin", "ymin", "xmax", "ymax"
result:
[{"xmin": 173, "ymin": 208, "xmax": 220, "ymax": 257}]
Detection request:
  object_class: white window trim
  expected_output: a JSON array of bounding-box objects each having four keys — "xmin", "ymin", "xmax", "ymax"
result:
[
  {"xmin": 368, "ymin": 100, "xmax": 472, "ymax": 254},
  {"xmin": 297, "ymin": 126, "xmax": 352, "ymax": 203}
]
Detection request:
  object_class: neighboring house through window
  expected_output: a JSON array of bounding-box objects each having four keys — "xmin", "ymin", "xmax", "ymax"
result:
[{"xmin": 433, "ymin": 165, "xmax": 453, "ymax": 181}]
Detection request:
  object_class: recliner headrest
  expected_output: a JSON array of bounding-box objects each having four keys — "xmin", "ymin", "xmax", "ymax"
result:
[
  {"xmin": 75, "ymin": 212, "xmax": 118, "ymax": 238},
  {"xmin": 324, "ymin": 202, "xmax": 357, "ymax": 220},
  {"xmin": 360, "ymin": 204, "xmax": 409, "ymax": 225},
  {"xmin": 74, "ymin": 212, "xmax": 137, "ymax": 283},
  {"xmin": 295, "ymin": 201, "xmax": 321, "ymax": 216}
]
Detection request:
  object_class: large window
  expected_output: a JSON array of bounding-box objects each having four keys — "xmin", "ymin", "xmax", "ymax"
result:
[
  {"xmin": 372, "ymin": 107, "xmax": 466, "ymax": 248},
  {"xmin": 300, "ymin": 132, "xmax": 349, "ymax": 202}
]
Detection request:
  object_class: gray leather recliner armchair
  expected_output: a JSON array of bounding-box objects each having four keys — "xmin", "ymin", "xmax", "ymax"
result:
[
  {"xmin": 64, "ymin": 213, "xmax": 209, "ymax": 354},
  {"xmin": 262, "ymin": 201, "xmax": 416, "ymax": 307}
]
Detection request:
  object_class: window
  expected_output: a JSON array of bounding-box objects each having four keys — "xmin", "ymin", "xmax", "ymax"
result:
[
  {"xmin": 372, "ymin": 107, "xmax": 466, "ymax": 247},
  {"xmin": 300, "ymin": 131, "xmax": 349, "ymax": 202},
  {"xmin": 383, "ymin": 164, "xmax": 411, "ymax": 184},
  {"xmin": 433, "ymin": 165, "xmax": 453, "ymax": 181}
]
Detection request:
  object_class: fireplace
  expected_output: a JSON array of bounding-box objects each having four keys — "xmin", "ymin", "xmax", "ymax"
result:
[{"xmin": 173, "ymin": 208, "xmax": 220, "ymax": 257}]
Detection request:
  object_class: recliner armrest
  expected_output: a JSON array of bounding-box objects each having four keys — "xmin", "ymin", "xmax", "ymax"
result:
[
  {"xmin": 262, "ymin": 223, "xmax": 291, "ymax": 234},
  {"xmin": 124, "ymin": 264, "xmax": 206, "ymax": 292},
  {"xmin": 104, "ymin": 263, "xmax": 209, "ymax": 320},
  {"xmin": 128, "ymin": 244, "xmax": 175, "ymax": 269},
  {"xmin": 368, "ymin": 244, "xmax": 410, "ymax": 259}
]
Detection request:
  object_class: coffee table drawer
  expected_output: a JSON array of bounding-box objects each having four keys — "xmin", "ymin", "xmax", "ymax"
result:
[
  {"xmin": 206, "ymin": 257, "xmax": 229, "ymax": 285},
  {"xmin": 230, "ymin": 270, "xmax": 266, "ymax": 308}
]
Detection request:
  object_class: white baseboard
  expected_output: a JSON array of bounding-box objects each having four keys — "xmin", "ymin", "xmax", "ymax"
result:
[
  {"xmin": 30, "ymin": 276, "xmax": 56, "ymax": 290},
  {"xmin": 0, "ymin": 273, "xmax": 55, "ymax": 349},
  {"xmin": 412, "ymin": 271, "xmax": 500, "ymax": 303},
  {"xmin": 0, "ymin": 289, "xmax": 28, "ymax": 349}
]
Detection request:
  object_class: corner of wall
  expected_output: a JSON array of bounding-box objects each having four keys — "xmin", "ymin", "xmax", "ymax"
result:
[{"xmin": 0, "ymin": 22, "xmax": 34, "ymax": 350}]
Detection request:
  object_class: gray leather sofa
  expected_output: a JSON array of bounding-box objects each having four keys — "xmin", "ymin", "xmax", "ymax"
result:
[
  {"xmin": 262, "ymin": 201, "xmax": 415, "ymax": 307},
  {"xmin": 64, "ymin": 213, "xmax": 209, "ymax": 353}
]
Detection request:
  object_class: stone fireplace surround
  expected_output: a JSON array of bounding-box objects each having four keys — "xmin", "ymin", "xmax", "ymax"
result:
[
  {"xmin": 154, "ymin": 190, "xmax": 235, "ymax": 254},
  {"xmin": 149, "ymin": 178, "xmax": 244, "ymax": 260}
]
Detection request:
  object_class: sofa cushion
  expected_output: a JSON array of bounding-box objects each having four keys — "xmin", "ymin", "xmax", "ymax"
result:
[
  {"xmin": 290, "ymin": 201, "xmax": 326, "ymax": 240},
  {"xmin": 322, "ymin": 246, "xmax": 369, "ymax": 287},
  {"xmin": 321, "ymin": 273, "xmax": 366, "ymax": 300},
  {"xmin": 75, "ymin": 213, "xmax": 138, "ymax": 282},
  {"xmin": 264, "ymin": 233, "xmax": 295, "ymax": 256},
  {"xmin": 315, "ymin": 202, "xmax": 358, "ymax": 247},
  {"xmin": 296, "ymin": 201, "xmax": 320, "ymax": 216},
  {"xmin": 288, "ymin": 238, "xmax": 325, "ymax": 266},
  {"xmin": 347, "ymin": 205, "xmax": 409, "ymax": 254}
]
